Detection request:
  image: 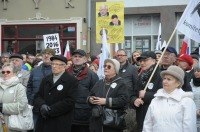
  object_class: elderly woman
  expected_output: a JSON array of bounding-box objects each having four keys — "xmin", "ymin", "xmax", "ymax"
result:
[
  {"xmin": 190, "ymin": 65, "xmax": 200, "ymax": 131},
  {"xmin": 131, "ymin": 51, "xmax": 162, "ymax": 132},
  {"xmin": 143, "ymin": 65, "xmax": 196, "ymax": 132},
  {"xmin": 88, "ymin": 59, "xmax": 128, "ymax": 132},
  {"xmin": 0, "ymin": 62, "xmax": 28, "ymax": 132}
]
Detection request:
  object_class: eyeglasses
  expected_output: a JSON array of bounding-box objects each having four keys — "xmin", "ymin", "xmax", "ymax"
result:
[
  {"xmin": 2, "ymin": 71, "xmax": 11, "ymax": 74},
  {"xmin": 103, "ymin": 64, "xmax": 112, "ymax": 69},
  {"xmin": 117, "ymin": 55, "xmax": 127, "ymax": 57},
  {"xmin": 51, "ymin": 63, "xmax": 65, "ymax": 67}
]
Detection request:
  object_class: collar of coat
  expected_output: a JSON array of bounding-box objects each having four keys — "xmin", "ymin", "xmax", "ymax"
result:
[
  {"xmin": 67, "ymin": 65, "xmax": 88, "ymax": 80},
  {"xmin": 154, "ymin": 88, "xmax": 194, "ymax": 101}
]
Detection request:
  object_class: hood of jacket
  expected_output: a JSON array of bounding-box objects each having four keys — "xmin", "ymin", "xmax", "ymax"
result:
[
  {"xmin": 0, "ymin": 76, "xmax": 20, "ymax": 90},
  {"xmin": 155, "ymin": 88, "xmax": 193, "ymax": 102}
]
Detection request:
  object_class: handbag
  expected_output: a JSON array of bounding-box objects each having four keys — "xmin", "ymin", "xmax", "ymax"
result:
[
  {"xmin": 102, "ymin": 108, "xmax": 126, "ymax": 129},
  {"xmin": 102, "ymin": 84, "xmax": 126, "ymax": 129},
  {"xmin": 8, "ymin": 87, "xmax": 34, "ymax": 131}
]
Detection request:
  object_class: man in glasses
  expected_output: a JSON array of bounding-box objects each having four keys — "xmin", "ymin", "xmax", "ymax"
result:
[
  {"xmin": 34, "ymin": 55, "xmax": 78, "ymax": 132},
  {"xmin": 131, "ymin": 51, "xmax": 162, "ymax": 132},
  {"xmin": 161, "ymin": 46, "xmax": 192, "ymax": 92},
  {"xmin": 67, "ymin": 49, "xmax": 98, "ymax": 132},
  {"xmin": 9, "ymin": 54, "xmax": 30, "ymax": 87},
  {"xmin": 27, "ymin": 48, "xmax": 55, "ymax": 131},
  {"xmin": 116, "ymin": 49, "xmax": 138, "ymax": 132}
]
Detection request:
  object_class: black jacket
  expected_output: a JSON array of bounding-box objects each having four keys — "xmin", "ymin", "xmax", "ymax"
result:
[
  {"xmin": 88, "ymin": 76, "xmax": 128, "ymax": 132},
  {"xmin": 34, "ymin": 71, "xmax": 78, "ymax": 132},
  {"xmin": 118, "ymin": 61, "xmax": 138, "ymax": 104},
  {"xmin": 131, "ymin": 65, "xmax": 162, "ymax": 132}
]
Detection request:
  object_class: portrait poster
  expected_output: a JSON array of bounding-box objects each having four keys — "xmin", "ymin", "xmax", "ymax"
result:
[{"xmin": 96, "ymin": 2, "xmax": 124, "ymax": 44}]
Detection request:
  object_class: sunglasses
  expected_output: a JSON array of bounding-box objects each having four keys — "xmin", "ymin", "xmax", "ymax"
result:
[
  {"xmin": 103, "ymin": 64, "xmax": 112, "ymax": 69},
  {"xmin": 2, "ymin": 71, "xmax": 11, "ymax": 74}
]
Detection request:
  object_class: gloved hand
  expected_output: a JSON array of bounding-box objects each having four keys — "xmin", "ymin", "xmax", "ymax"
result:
[{"xmin": 40, "ymin": 104, "xmax": 51, "ymax": 119}]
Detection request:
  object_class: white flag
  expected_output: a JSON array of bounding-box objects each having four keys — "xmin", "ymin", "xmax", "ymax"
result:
[
  {"xmin": 161, "ymin": 40, "xmax": 167, "ymax": 49},
  {"xmin": 97, "ymin": 28, "xmax": 110, "ymax": 79},
  {"xmin": 176, "ymin": 0, "xmax": 200, "ymax": 43},
  {"xmin": 114, "ymin": 43, "xmax": 119, "ymax": 56},
  {"xmin": 156, "ymin": 23, "xmax": 162, "ymax": 50}
]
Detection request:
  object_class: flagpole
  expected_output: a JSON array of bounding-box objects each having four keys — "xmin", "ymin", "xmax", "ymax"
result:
[{"xmin": 143, "ymin": 27, "xmax": 177, "ymax": 91}]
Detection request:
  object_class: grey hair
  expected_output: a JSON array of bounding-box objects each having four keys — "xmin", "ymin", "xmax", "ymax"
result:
[
  {"xmin": 100, "ymin": 4, "xmax": 108, "ymax": 10},
  {"xmin": 2, "ymin": 62, "xmax": 19, "ymax": 74}
]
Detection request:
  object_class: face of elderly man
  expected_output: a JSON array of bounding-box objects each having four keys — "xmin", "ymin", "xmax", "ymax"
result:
[
  {"xmin": 139, "ymin": 57, "xmax": 156, "ymax": 72},
  {"xmin": 99, "ymin": 5, "xmax": 108, "ymax": 16},
  {"xmin": 72, "ymin": 53, "xmax": 86, "ymax": 66},
  {"xmin": 10, "ymin": 58, "xmax": 23, "ymax": 69},
  {"xmin": 162, "ymin": 51, "xmax": 176, "ymax": 67},
  {"xmin": 51, "ymin": 60, "xmax": 66, "ymax": 75}
]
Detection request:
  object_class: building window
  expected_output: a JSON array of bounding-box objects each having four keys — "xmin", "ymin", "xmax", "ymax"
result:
[{"xmin": 1, "ymin": 23, "xmax": 77, "ymax": 55}]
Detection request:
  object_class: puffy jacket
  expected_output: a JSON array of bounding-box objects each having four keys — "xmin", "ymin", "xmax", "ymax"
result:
[{"xmin": 143, "ymin": 88, "xmax": 197, "ymax": 132}]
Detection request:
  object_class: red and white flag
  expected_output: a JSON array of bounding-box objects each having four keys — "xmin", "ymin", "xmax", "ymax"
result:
[
  {"xmin": 64, "ymin": 41, "xmax": 71, "ymax": 59},
  {"xmin": 180, "ymin": 36, "xmax": 190, "ymax": 55},
  {"xmin": 176, "ymin": 0, "xmax": 200, "ymax": 43}
]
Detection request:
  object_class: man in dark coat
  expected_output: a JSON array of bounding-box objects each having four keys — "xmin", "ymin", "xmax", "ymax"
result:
[
  {"xmin": 130, "ymin": 51, "xmax": 162, "ymax": 132},
  {"xmin": 67, "ymin": 49, "xmax": 99, "ymax": 132},
  {"xmin": 34, "ymin": 55, "xmax": 78, "ymax": 132}
]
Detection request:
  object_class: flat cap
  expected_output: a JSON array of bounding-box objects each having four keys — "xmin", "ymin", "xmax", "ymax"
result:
[
  {"xmin": 72, "ymin": 49, "xmax": 86, "ymax": 56},
  {"xmin": 9, "ymin": 54, "xmax": 23, "ymax": 60},
  {"xmin": 50, "ymin": 55, "xmax": 67, "ymax": 64}
]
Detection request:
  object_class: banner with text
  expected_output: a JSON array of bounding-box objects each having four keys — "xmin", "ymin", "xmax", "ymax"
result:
[
  {"xmin": 43, "ymin": 33, "xmax": 61, "ymax": 55},
  {"xmin": 96, "ymin": 2, "xmax": 124, "ymax": 44}
]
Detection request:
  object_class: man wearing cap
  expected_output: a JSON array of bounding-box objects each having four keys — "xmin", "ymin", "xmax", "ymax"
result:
[
  {"xmin": 161, "ymin": 46, "xmax": 192, "ymax": 92},
  {"xmin": 130, "ymin": 51, "xmax": 162, "ymax": 132},
  {"xmin": 9, "ymin": 54, "xmax": 30, "ymax": 87},
  {"xmin": 67, "ymin": 49, "xmax": 98, "ymax": 132},
  {"xmin": 116, "ymin": 49, "xmax": 138, "ymax": 131},
  {"xmin": 27, "ymin": 48, "xmax": 55, "ymax": 130},
  {"xmin": 34, "ymin": 55, "xmax": 78, "ymax": 132}
]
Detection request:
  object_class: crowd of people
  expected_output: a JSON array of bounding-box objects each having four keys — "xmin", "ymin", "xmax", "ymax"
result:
[{"xmin": 0, "ymin": 46, "xmax": 199, "ymax": 132}]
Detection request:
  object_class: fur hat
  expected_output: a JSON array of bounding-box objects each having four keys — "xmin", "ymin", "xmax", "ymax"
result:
[
  {"xmin": 160, "ymin": 65, "xmax": 185, "ymax": 87},
  {"xmin": 104, "ymin": 59, "xmax": 120, "ymax": 74}
]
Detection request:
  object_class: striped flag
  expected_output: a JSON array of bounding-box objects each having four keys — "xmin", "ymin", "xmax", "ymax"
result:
[
  {"xmin": 180, "ymin": 36, "xmax": 189, "ymax": 55},
  {"xmin": 64, "ymin": 41, "xmax": 71, "ymax": 59}
]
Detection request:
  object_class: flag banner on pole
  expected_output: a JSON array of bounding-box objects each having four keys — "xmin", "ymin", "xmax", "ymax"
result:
[
  {"xmin": 162, "ymin": 40, "xmax": 167, "ymax": 49},
  {"xmin": 176, "ymin": 0, "xmax": 200, "ymax": 43},
  {"xmin": 64, "ymin": 41, "xmax": 71, "ymax": 59},
  {"xmin": 97, "ymin": 28, "xmax": 110, "ymax": 79},
  {"xmin": 180, "ymin": 36, "xmax": 189, "ymax": 55},
  {"xmin": 114, "ymin": 43, "xmax": 119, "ymax": 56},
  {"xmin": 156, "ymin": 23, "xmax": 162, "ymax": 50}
]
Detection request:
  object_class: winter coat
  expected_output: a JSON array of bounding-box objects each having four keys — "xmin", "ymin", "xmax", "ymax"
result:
[
  {"xmin": 17, "ymin": 69, "xmax": 30, "ymax": 87},
  {"xmin": 88, "ymin": 76, "xmax": 128, "ymax": 132},
  {"xmin": 27, "ymin": 64, "xmax": 52, "ymax": 107},
  {"xmin": 131, "ymin": 65, "xmax": 162, "ymax": 132},
  {"xmin": 143, "ymin": 88, "xmax": 197, "ymax": 132},
  {"xmin": 190, "ymin": 79, "xmax": 200, "ymax": 131},
  {"xmin": 0, "ymin": 76, "xmax": 28, "ymax": 132},
  {"xmin": 68, "ymin": 65, "xmax": 99, "ymax": 125},
  {"xmin": 34, "ymin": 71, "xmax": 78, "ymax": 132},
  {"xmin": 118, "ymin": 61, "xmax": 138, "ymax": 103}
]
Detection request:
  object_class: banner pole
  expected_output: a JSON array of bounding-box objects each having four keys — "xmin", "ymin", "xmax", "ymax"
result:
[{"xmin": 143, "ymin": 27, "xmax": 177, "ymax": 91}]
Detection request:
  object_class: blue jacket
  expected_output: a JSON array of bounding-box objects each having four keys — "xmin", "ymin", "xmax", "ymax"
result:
[{"xmin": 27, "ymin": 63, "xmax": 52, "ymax": 107}]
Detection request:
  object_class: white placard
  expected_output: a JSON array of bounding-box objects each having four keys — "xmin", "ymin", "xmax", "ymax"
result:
[{"xmin": 43, "ymin": 33, "xmax": 61, "ymax": 55}]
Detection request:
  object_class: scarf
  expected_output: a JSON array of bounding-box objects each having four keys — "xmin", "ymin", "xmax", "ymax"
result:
[
  {"xmin": 72, "ymin": 63, "xmax": 86, "ymax": 78},
  {"xmin": 140, "ymin": 64, "xmax": 155, "ymax": 85},
  {"xmin": 193, "ymin": 76, "xmax": 200, "ymax": 86},
  {"xmin": 0, "ymin": 76, "xmax": 20, "ymax": 90}
]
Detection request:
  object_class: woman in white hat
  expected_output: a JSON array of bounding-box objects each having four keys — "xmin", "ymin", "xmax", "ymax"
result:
[
  {"xmin": 88, "ymin": 59, "xmax": 128, "ymax": 132},
  {"xmin": 143, "ymin": 65, "xmax": 197, "ymax": 132}
]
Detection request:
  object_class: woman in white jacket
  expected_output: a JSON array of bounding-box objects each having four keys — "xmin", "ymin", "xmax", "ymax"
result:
[
  {"xmin": 0, "ymin": 62, "xmax": 28, "ymax": 132},
  {"xmin": 143, "ymin": 65, "xmax": 197, "ymax": 132}
]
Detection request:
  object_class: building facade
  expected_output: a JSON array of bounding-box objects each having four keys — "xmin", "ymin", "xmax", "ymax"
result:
[
  {"xmin": 90, "ymin": 0, "xmax": 199, "ymax": 57},
  {"xmin": 0, "ymin": 0, "xmax": 89, "ymax": 55}
]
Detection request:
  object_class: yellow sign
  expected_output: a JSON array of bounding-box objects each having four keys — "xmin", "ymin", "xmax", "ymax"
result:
[{"xmin": 96, "ymin": 2, "xmax": 124, "ymax": 44}]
